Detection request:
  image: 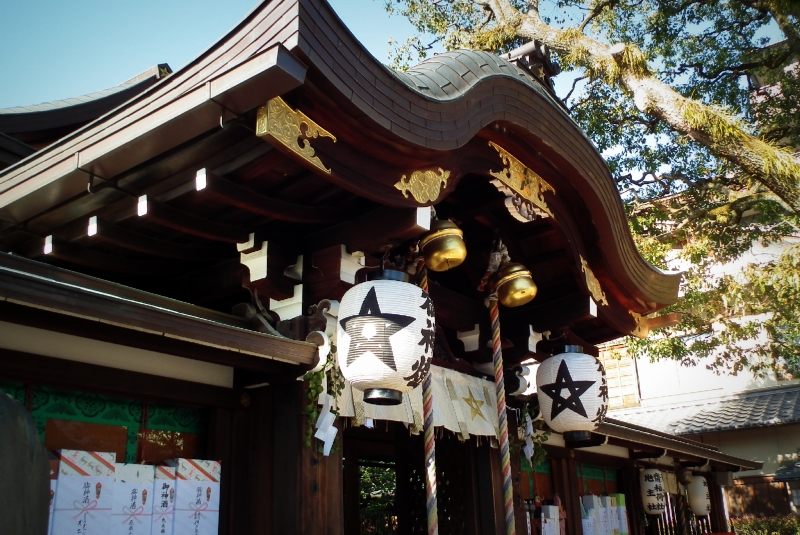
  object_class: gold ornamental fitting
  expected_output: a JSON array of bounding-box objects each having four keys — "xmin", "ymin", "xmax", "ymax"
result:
[
  {"xmin": 493, "ymin": 262, "xmax": 537, "ymax": 307},
  {"xmin": 419, "ymin": 220, "xmax": 467, "ymax": 272}
]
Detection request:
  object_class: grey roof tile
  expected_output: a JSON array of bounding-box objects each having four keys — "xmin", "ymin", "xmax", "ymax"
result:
[{"xmin": 612, "ymin": 386, "xmax": 800, "ymax": 436}]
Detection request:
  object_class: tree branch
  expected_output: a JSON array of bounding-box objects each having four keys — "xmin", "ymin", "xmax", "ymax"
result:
[
  {"xmin": 578, "ymin": 0, "xmax": 616, "ymax": 33},
  {"xmin": 562, "ymin": 75, "xmax": 587, "ymax": 103}
]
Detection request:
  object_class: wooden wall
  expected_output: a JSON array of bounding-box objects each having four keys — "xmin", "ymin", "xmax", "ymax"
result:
[{"xmin": 725, "ymin": 477, "xmax": 791, "ymax": 518}]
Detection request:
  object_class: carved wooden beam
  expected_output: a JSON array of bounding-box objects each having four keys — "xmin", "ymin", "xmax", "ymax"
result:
[
  {"xmin": 138, "ymin": 195, "xmax": 250, "ymax": 244},
  {"xmin": 87, "ymin": 216, "xmax": 229, "ymax": 261},
  {"xmin": 305, "ymin": 206, "xmax": 431, "ymax": 254},
  {"xmin": 195, "ymin": 168, "xmax": 348, "ymax": 224}
]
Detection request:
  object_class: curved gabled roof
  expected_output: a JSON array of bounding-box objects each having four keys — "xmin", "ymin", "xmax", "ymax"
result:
[{"xmin": 0, "ymin": 0, "xmax": 680, "ymax": 341}]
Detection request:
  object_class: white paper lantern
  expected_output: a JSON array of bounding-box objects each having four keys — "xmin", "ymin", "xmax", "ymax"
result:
[
  {"xmin": 640, "ymin": 468, "xmax": 667, "ymax": 515},
  {"xmin": 336, "ymin": 272, "xmax": 435, "ymax": 405},
  {"xmin": 535, "ymin": 346, "xmax": 608, "ymax": 440},
  {"xmin": 687, "ymin": 475, "xmax": 711, "ymax": 516}
]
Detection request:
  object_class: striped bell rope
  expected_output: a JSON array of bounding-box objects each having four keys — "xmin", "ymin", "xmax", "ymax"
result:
[{"xmin": 418, "ymin": 260, "xmax": 439, "ymax": 535}]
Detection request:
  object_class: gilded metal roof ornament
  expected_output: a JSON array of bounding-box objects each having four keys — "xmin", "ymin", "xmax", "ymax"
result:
[
  {"xmin": 394, "ymin": 168, "xmax": 450, "ymax": 204},
  {"xmin": 488, "ymin": 141, "xmax": 555, "ymax": 219},
  {"xmin": 256, "ymin": 96, "xmax": 336, "ymax": 173},
  {"xmin": 580, "ymin": 256, "xmax": 609, "ymax": 306}
]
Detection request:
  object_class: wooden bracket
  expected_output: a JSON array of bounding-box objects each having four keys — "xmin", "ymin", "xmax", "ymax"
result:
[
  {"xmin": 457, "ymin": 324, "xmax": 481, "ymax": 352},
  {"xmin": 306, "ymin": 244, "xmax": 371, "ymax": 304},
  {"xmin": 239, "ymin": 233, "xmax": 301, "ymax": 302}
]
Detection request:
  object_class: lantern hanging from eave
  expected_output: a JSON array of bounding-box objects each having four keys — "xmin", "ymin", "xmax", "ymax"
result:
[
  {"xmin": 687, "ymin": 475, "xmax": 711, "ymax": 516},
  {"xmin": 641, "ymin": 468, "xmax": 667, "ymax": 515},
  {"xmin": 336, "ymin": 269, "xmax": 435, "ymax": 406},
  {"xmin": 535, "ymin": 345, "xmax": 608, "ymax": 441}
]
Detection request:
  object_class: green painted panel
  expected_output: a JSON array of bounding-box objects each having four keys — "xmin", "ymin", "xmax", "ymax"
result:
[
  {"xmin": 520, "ymin": 455, "xmax": 552, "ymax": 474},
  {"xmin": 0, "ymin": 381, "xmax": 207, "ymax": 463}
]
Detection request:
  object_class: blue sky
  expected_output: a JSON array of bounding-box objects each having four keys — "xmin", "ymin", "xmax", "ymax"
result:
[{"xmin": 0, "ymin": 0, "xmax": 424, "ymax": 108}]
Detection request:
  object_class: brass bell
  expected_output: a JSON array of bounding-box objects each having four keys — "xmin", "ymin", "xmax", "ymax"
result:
[
  {"xmin": 493, "ymin": 262, "xmax": 537, "ymax": 307},
  {"xmin": 419, "ymin": 219, "xmax": 467, "ymax": 272}
]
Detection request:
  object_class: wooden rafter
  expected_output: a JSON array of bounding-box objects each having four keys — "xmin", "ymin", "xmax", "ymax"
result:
[
  {"xmin": 197, "ymin": 169, "xmax": 347, "ymax": 224},
  {"xmin": 35, "ymin": 237, "xmax": 188, "ymax": 275},
  {"xmin": 88, "ymin": 217, "xmax": 229, "ymax": 261},
  {"xmin": 143, "ymin": 196, "xmax": 250, "ymax": 244}
]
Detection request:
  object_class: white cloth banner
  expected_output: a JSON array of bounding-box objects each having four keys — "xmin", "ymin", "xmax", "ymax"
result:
[{"xmin": 334, "ymin": 365, "xmax": 499, "ymax": 438}]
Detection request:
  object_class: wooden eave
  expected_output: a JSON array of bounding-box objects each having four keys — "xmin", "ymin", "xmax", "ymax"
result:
[
  {"xmin": 599, "ymin": 418, "xmax": 762, "ymax": 472},
  {"xmin": 0, "ymin": 252, "xmax": 317, "ymax": 367},
  {"xmin": 0, "ymin": 65, "xmax": 168, "ymax": 149}
]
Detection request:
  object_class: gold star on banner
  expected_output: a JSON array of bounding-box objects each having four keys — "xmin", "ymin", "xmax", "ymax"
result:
[{"xmin": 462, "ymin": 389, "xmax": 487, "ymax": 421}]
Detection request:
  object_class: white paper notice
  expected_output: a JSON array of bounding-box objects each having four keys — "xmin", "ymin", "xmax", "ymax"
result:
[
  {"xmin": 542, "ymin": 517, "xmax": 559, "ymax": 535},
  {"xmin": 52, "ymin": 475, "xmax": 114, "ymax": 535},
  {"xmin": 582, "ymin": 516, "xmax": 598, "ymax": 535},
  {"xmin": 617, "ymin": 507, "xmax": 629, "ymax": 535}
]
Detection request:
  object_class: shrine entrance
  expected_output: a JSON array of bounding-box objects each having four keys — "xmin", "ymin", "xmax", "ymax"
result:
[{"xmin": 342, "ymin": 422, "xmax": 499, "ymax": 535}]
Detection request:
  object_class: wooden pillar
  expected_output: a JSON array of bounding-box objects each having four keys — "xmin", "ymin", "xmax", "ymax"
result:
[
  {"xmin": 621, "ymin": 466, "xmax": 644, "ymax": 535},
  {"xmin": 708, "ymin": 479, "xmax": 728, "ymax": 533},
  {"xmin": 239, "ymin": 387, "xmax": 275, "ymax": 535},
  {"xmin": 298, "ymin": 423, "xmax": 344, "ymax": 535},
  {"xmin": 207, "ymin": 408, "xmax": 235, "ymax": 535},
  {"xmin": 475, "ymin": 443, "xmax": 500, "ymax": 535},
  {"xmin": 490, "ymin": 444, "xmax": 509, "ymax": 534},
  {"xmin": 565, "ymin": 456, "xmax": 582, "ymax": 535},
  {"xmin": 272, "ymin": 381, "xmax": 302, "ymax": 534},
  {"xmin": 509, "ymin": 413, "xmax": 529, "ymax": 535}
]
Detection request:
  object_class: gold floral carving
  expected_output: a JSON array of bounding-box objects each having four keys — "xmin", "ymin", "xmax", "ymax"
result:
[
  {"xmin": 394, "ymin": 168, "xmax": 450, "ymax": 203},
  {"xmin": 255, "ymin": 96, "xmax": 336, "ymax": 173},
  {"xmin": 488, "ymin": 141, "xmax": 555, "ymax": 219},
  {"xmin": 580, "ymin": 256, "xmax": 609, "ymax": 306},
  {"xmin": 630, "ymin": 311, "xmax": 650, "ymax": 338}
]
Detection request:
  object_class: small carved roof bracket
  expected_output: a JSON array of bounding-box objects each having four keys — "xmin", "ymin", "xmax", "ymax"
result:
[
  {"xmin": 255, "ymin": 96, "xmax": 337, "ymax": 174},
  {"xmin": 487, "ymin": 141, "xmax": 555, "ymax": 221}
]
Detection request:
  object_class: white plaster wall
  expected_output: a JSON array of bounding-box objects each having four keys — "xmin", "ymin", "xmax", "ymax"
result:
[
  {"xmin": 0, "ymin": 320, "xmax": 234, "ymax": 388},
  {"xmin": 697, "ymin": 423, "xmax": 800, "ymax": 477},
  {"xmin": 635, "ymin": 353, "xmax": 796, "ymax": 407}
]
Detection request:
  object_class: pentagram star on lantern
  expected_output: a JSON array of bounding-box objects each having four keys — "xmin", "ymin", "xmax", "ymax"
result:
[
  {"xmin": 339, "ymin": 286, "xmax": 415, "ymax": 372},
  {"xmin": 462, "ymin": 389, "xmax": 487, "ymax": 421},
  {"xmin": 538, "ymin": 360, "xmax": 595, "ymax": 421}
]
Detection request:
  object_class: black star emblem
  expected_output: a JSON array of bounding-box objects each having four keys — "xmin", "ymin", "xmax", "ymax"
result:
[
  {"xmin": 539, "ymin": 360, "xmax": 595, "ymax": 420},
  {"xmin": 340, "ymin": 287, "xmax": 415, "ymax": 371}
]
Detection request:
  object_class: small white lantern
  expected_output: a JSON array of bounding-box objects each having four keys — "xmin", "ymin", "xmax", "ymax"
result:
[
  {"xmin": 687, "ymin": 475, "xmax": 711, "ymax": 516},
  {"xmin": 641, "ymin": 468, "xmax": 667, "ymax": 515},
  {"xmin": 535, "ymin": 345, "xmax": 608, "ymax": 441},
  {"xmin": 336, "ymin": 270, "xmax": 435, "ymax": 405}
]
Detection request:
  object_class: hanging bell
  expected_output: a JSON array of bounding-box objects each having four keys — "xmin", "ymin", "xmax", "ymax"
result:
[
  {"xmin": 493, "ymin": 262, "xmax": 537, "ymax": 307},
  {"xmin": 419, "ymin": 219, "xmax": 467, "ymax": 272}
]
